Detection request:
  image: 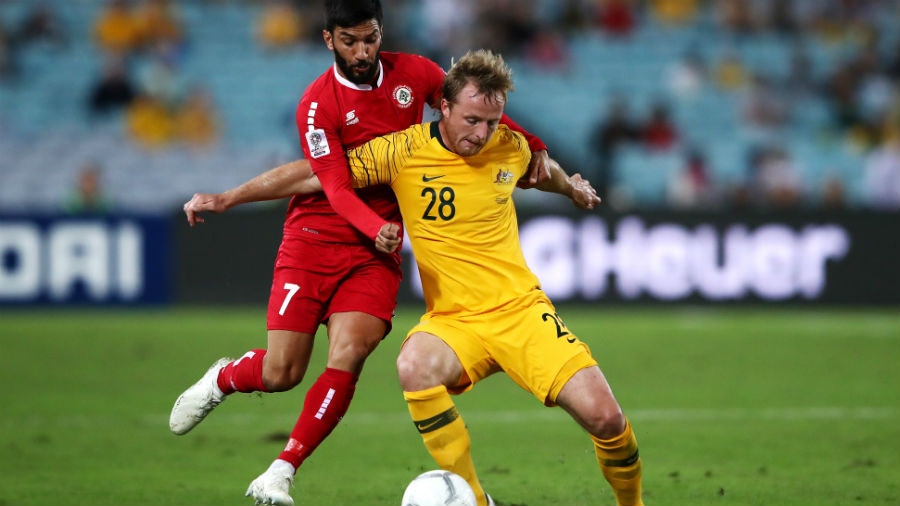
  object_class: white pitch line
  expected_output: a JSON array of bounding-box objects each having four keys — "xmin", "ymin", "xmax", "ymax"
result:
[
  {"xmin": 341, "ymin": 406, "xmax": 900, "ymax": 425},
  {"xmin": 625, "ymin": 406, "xmax": 900, "ymax": 422},
  {"xmin": 143, "ymin": 406, "xmax": 900, "ymax": 428},
  {"xmin": 3, "ymin": 406, "xmax": 897, "ymax": 429}
]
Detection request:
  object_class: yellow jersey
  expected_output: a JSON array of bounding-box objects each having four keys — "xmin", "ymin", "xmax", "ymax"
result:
[{"xmin": 346, "ymin": 122, "xmax": 540, "ymax": 315}]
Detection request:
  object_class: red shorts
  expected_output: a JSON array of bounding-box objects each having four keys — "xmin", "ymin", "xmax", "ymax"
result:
[{"xmin": 266, "ymin": 235, "xmax": 402, "ymax": 334}]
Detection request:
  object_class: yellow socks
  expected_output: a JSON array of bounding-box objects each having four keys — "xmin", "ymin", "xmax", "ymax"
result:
[
  {"xmin": 404, "ymin": 385, "xmax": 489, "ymax": 506},
  {"xmin": 592, "ymin": 420, "xmax": 644, "ymax": 506},
  {"xmin": 406, "ymin": 386, "xmax": 643, "ymax": 506}
]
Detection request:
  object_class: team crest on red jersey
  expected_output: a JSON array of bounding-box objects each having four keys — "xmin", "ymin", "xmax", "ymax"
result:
[{"xmin": 392, "ymin": 85, "xmax": 413, "ymax": 108}]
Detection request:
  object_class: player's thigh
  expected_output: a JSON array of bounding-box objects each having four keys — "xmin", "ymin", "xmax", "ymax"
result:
[
  {"xmin": 482, "ymin": 296, "xmax": 598, "ymax": 406},
  {"xmin": 406, "ymin": 318, "xmax": 494, "ymax": 394},
  {"xmin": 397, "ymin": 331, "xmax": 471, "ymax": 393},
  {"xmin": 266, "ymin": 240, "xmax": 345, "ymax": 333},
  {"xmin": 325, "ymin": 249, "xmax": 401, "ymax": 326},
  {"xmin": 555, "ymin": 365, "xmax": 625, "ymax": 438}
]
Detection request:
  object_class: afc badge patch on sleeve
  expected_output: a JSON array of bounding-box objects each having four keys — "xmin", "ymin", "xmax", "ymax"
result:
[{"xmin": 305, "ymin": 128, "xmax": 331, "ymax": 158}]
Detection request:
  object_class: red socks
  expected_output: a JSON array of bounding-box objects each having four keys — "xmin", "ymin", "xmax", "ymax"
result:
[
  {"xmin": 217, "ymin": 349, "xmax": 269, "ymax": 394},
  {"xmin": 278, "ymin": 367, "xmax": 358, "ymax": 469},
  {"xmin": 216, "ymin": 354, "xmax": 357, "ymax": 471}
]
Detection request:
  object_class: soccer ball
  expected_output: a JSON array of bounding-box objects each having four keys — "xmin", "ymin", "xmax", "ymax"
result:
[{"xmin": 401, "ymin": 470, "xmax": 477, "ymax": 506}]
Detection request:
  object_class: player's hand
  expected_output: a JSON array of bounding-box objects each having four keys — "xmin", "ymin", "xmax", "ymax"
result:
[
  {"xmin": 517, "ymin": 149, "xmax": 551, "ymax": 189},
  {"xmin": 568, "ymin": 174, "xmax": 601, "ymax": 210},
  {"xmin": 375, "ymin": 222, "xmax": 401, "ymax": 254},
  {"xmin": 183, "ymin": 192, "xmax": 227, "ymax": 226}
]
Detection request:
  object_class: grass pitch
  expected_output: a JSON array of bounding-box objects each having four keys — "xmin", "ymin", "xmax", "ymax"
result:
[{"xmin": 1, "ymin": 305, "xmax": 898, "ymax": 505}]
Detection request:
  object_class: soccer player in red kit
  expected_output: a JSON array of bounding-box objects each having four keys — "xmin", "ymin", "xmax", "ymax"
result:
[{"xmin": 170, "ymin": 1, "xmax": 549, "ymax": 505}]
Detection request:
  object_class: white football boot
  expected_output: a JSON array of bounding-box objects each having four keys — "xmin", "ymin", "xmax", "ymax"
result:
[
  {"xmin": 246, "ymin": 460, "xmax": 295, "ymax": 506},
  {"xmin": 168, "ymin": 357, "xmax": 231, "ymax": 435}
]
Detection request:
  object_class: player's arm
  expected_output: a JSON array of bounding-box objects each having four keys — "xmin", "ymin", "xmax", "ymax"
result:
[
  {"xmin": 298, "ymin": 102, "xmax": 398, "ymax": 245},
  {"xmin": 498, "ymin": 113, "xmax": 550, "ymax": 189},
  {"xmin": 533, "ymin": 158, "xmax": 601, "ymax": 210},
  {"xmin": 183, "ymin": 159, "xmax": 319, "ymax": 226},
  {"xmin": 313, "ymin": 160, "xmax": 402, "ymax": 253},
  {"xmin": 313, "ymin": 159, "xmax": 391, "ymax": 239}
]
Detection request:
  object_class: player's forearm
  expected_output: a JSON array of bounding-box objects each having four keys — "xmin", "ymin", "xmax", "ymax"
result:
[
  {"xmin": 317, "ymin": 168, "xmax": 389, "ymax": 241},
  {"xmin": 533, "ymin": 159, "xmax": 571, "ymax": 196},
  {"xmin": 532, "ymin": 159, "xmax": 601, "ymax": 210},
  {"xmin": 219, "ymin": 159, "xmax": 315, "ymax": 209}
]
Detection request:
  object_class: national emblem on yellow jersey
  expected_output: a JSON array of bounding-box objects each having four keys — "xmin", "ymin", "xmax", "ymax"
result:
[{"xmin": 346, "ymin": 121, "xmax": 537, "ymax": 315}]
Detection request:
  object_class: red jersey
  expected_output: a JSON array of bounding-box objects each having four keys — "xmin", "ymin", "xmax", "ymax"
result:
[
  {"xmin": 289, "ymin": 52, "xmax": 443, "ymax": 244},
  {"xmin": 289, "ymin": 51, "xmax": 547, "ymax": 245}
]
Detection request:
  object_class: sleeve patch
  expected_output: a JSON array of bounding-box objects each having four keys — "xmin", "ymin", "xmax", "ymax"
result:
[{"xmin": 305, "ymin": 128, "xmax": 331, "ymax": 158}]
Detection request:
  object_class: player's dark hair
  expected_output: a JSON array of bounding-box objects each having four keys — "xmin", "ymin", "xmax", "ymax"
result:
[
  {"xmin": 443, "ymin": 50, "xmax": 515, "ymax": 106},
  {"xmin": 325, "ymin": 0, "xmax": 383, "ymax": 32}
]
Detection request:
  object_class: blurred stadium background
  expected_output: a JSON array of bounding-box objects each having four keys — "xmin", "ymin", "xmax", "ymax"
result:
[
  {"xmin": 1, "ymin": 0, "xmax": 899, "ymax": 307},
  {"xmin": 2, "ymin": 5, "xmax": 898, "ymax": 504}
]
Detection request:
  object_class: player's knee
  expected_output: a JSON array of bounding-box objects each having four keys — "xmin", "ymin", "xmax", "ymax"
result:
[
  {"xmin": 396, "ymin": 333, "xmax": 459, "ymax": 391},
  {"xmin": 587, "ymin": 407, "xmax": 626, "ymax": 440},
  {"xmin": 262, "ymin": 362, "xmax": 305, "ymax": 392},
  {"xmin": 395, "ymin": 346, "xmax": 422, "ymax": 389},
  {"xmin": 329, "ymin": 337, "xmax": 378, "ymax": 372},
  {"xmin": 395, "ymin": 345, "xmax": 443, "ymax": 391}
]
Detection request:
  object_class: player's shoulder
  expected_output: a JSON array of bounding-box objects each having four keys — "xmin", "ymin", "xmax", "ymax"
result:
[
  {"xmin": 383, "ymin": 121, "xmax": 432, "ymax": 147},
  {"xmin": 485, "ymin": 125, "xmax": 530, "ymax": 166},
  {"xmin": 296, "ymin": 68, "xmax": 341, "ymax": 120},
  {"xmin": 407, "ymin": 122, "xmax": 434, "ymax": 144},
  {"xmin": 382, "ymin": 51, "xmax": 437, "ymax": 66},
  {"xmin": 382, "ymin": 51, "xmax": 445, "ymax": 75},
  {"xmin": 298, "ymin": 66, "xmax": 336, "ymax": 102},
  {"xmin": 364, "ymin": 123, "xmax": 434, "ymax": 163},
  {"xmin": 494, "ymin": 125, "xmax": 528, "ymax": 151}
]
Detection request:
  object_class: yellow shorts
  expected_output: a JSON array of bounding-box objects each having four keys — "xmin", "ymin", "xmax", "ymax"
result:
[{"xmin": 407, "ymin": 290, "xmax": 598, "ymax": 406}]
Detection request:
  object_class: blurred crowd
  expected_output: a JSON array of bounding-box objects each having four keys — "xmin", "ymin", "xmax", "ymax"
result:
[
  {"xmin": 1, "ymin": 0, "xmax": 898, "ymax": 213},
  {"xmin": 2, "ymin": 0, "xmax": 220, "ymax": 152},
  {"xmin": 436, "ymin": 0, "xmax": 900, "ymax": 212},
  {"xmin": 90, "ymin": 0, "xmax": 220, "ymax": 150}
]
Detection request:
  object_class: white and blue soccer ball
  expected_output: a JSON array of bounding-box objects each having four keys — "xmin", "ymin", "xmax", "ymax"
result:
[{"xmin": 401, "ymin": 470, "xmax": 477, "ymax": 506}]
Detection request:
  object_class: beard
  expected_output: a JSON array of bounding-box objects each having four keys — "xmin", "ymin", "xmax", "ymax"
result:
[{"xmin": 335, "ymin": 51, "xmax": 380, "ymax": 85}]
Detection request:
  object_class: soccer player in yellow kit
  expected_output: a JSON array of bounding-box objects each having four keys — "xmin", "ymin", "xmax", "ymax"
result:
[{"xmin": 295, "ymin": 49, "xmax": 644, "ymax": 506}]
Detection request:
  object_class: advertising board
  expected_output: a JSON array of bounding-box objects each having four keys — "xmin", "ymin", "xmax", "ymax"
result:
[{"xmin": 0, "ymin": 215, "xmax": 171, "ymax": 305}]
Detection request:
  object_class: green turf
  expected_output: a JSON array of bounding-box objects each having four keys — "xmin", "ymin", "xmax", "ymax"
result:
[{"xmin": 1, "ymin": 305, "xmax": 898, "ymax": 505}]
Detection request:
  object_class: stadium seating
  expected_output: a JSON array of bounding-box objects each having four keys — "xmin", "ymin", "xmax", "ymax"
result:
[{"xmin": 0, "ymin": 1, "xmax": 894, "ymax": 212}]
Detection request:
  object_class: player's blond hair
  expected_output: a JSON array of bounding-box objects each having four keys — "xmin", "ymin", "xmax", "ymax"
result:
[{"xmin": 442, "ymin": 49, "xmax": 515, "ymax": 106}]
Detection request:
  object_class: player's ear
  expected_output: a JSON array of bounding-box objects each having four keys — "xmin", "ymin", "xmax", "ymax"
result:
[
  {"xmin": 440, "ymin": 98, "xmax": 451, "ymax": 118},
  {"xmin": 323, "ymin": 29, "xmax": 333, "ymax": 50}
]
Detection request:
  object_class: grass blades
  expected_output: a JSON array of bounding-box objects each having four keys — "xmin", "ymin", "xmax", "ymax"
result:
[{"xmin": 1, "ymin": 306, "xmax": 897, "ymax": 505}]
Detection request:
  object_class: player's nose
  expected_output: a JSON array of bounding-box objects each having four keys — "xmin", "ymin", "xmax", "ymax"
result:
[
  {"xmin": 474, "ymin": 122, "xmax": 490, "ymax": 141},
  {"xmin": 352, "ymin": 41, "xmax": 372, "ymax": 61}
]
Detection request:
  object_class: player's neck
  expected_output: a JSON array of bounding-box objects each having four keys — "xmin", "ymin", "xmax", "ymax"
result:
[
  {"xmin": 435, "ymin": 121, "xmax": 453, "ymax": 154},
  {"xmin": 333, "ymin": 60, "xmax": 383, "ymax": 91}
]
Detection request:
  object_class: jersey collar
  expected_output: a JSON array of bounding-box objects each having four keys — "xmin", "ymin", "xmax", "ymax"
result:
[
  {"xmin": 430, "ymin": 121, "xmax": 452, "ymax": 153},
  {"xmin": 332, "ymin": 60, "xmax": 385, "ymax": 91}
]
